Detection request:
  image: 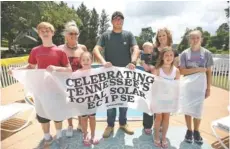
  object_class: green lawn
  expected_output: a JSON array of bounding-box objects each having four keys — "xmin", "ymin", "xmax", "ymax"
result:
[{"xmin": 212, "ymin": 75, "xmax": 229, "ymax": 90}]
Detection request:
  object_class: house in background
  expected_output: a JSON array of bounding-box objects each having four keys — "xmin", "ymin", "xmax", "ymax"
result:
[{"xmin": 1, "ymin": 28, "xmax": 39, "ymax": 58}]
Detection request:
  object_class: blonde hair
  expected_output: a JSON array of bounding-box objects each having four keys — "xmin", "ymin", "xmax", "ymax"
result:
[
  {"xmin": 63, "ymin": 20, "xmax": 79, "ymax": 36},
  {"xmin": 155, "ymin": 46, "xmax": 174, "ymax": 69},
  {"xmin": 188, "ymin": 30, "xmax": 202, "ymax": 38},
  {"xmin": 142, "ymin": 42, "xmax": 154, "ymax": 49},
  {"xmin": 155, "ymin": 28, "xmax": 173, "ymax": 47},
  {"xmin": 80, "ymin": 51, "xmax": 93, "ymax": 61},
  {"xmin": 37, "ymin": 22, "xmax": 55, "ymax": 32}
]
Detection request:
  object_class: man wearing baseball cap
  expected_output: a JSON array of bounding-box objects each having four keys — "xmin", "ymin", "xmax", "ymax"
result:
[{"xmin": 93, "ymin": 11, "xmax": 140, "ymax": 138}]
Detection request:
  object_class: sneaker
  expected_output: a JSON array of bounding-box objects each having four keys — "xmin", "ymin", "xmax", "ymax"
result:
[
  {"xmin": 103, "ymin": 126, "xmax": 114, "ymax": 138},
  {"xmin": 38, "ymin": 136, "xmax": 54, "ymax": 149},
  {"xmin": 193, "ymin": 130, "xmax": 203, "ymax": 145},
  {"xmin": 120, "ymin": 124, "xmax": 134, "ymax": 135},
  {"xmin": 184, "ymin": 129, "xmax": 193, "ymax": 143},
  {"xmin": 66, "ymin": 126, "xmax": 73, "ymax": 137}
]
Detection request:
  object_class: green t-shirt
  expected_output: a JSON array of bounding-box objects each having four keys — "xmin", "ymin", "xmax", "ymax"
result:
[{"xmin": 97, "ymin": 30, "xmax": 137, "ymax": 67}]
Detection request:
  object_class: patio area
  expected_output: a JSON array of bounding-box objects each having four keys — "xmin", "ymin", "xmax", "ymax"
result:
[{"xmin": 1, "ymin": 83, "xmax": 229, "ymax": 149}]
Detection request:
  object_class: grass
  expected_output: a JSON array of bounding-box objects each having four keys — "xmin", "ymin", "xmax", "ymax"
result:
[{"xmin": 212, "ymin": 75, "xmax": 229, "ymax": 90}]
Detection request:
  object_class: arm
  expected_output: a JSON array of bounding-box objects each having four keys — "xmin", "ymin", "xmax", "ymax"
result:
[
  {"xmin": 205, "ymin": 52, "xmax": 214, "ymax": 92},
  {"xmin": 93, "ymin": 34, "xmax": 112, "ymax": 67},
  {"xmin": 93, "ymin": 45, "xmax": 106, "ymax": 64},
  {"xmin": 179, "ymin": 67, "xmax": 206, "ymax": 75},
  {"xmin": 52, "ymin": 64, "xmax": 72, "ymax": 72},
  {"xmin": 175, "ymin": 68, "xmax": 180, "ymax": 80},
  {"xmin": 82, "ymin": 45, "xmax": 88, "ymax": 51},
  {"xmin": 179, "ymin": 52, "xmax": 206, "ymax": 75},
  {"xmin": 15, "ymin": 64, "xmax": 36, "ymax": 70},
  {"xmin": 153, "ymin": 68, "xmax": 159, "ymax": 76},
  {"xmin": 204, "ymin": 67, "xmax": 212, "ymax": 99},
  {"xmin": 8, "ymin": 48, "xmax": 37, "ymax": 75},
  {"xmin": 8, "ymin": 63, "xmax": 36, "ymax": 75},
  {"xmin": 131, "ymin": 45, "xmax": 140, "ymax": 63},
  {"xmin": 206, "ymin": 67, "xmax": 212, "ymax": 90},
  {"xmin": 127, "ymin": 32, "xmax": 140, "ymax": 69}
]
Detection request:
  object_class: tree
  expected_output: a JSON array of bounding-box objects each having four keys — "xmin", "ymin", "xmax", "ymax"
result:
[
  {"xmin": 177, "ymin": 28, "xmax": 191, "ymax": 53},
  {"xmin": 1, "ymin": 1, "xmax": 42, "ymax": 50},
  {"xmin": 40, "ymin": 2, "xmax": 81, "ymax": 45},
  {"xmin": 76, "ymin": 3, "xmax": 90, "ymax": 47},
  {"xmin": 99, "ymin": 9, "xmax": 110, "ymax": 35},
  {"xmin": 1, "ymin": 1, "xmax": 82, "ymax": 51},
  {"xmin": 210, "ymin": 23, "xmax": 229, "ymax": 50},
  {"xmin": 87, "ymin": 8, "xmax": 99, "ymax": 51},
  {"xmin": 202, "ymin": 31, "xmax": 211, "ymax": 48},
  {"xmin": 136, "ymin": 27, "xmax": 155, "ymax": 49},
  {"xmin": 177, "ymin": 27, "xmax": 211, "ymax": 52},
  {"xmin": 225, "ymin": 1, "xmax": 229, "ymax": 18}
]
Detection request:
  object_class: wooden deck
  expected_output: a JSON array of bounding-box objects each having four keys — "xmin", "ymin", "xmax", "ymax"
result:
[{"xmin": 1, "ymin": 83, "xmax": 229, "ymax": 149}]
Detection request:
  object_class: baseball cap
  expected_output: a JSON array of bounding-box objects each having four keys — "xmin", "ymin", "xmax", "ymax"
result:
[{"xmin": 111, "ymin": 11, "xmax": 124, "ymax": 20}]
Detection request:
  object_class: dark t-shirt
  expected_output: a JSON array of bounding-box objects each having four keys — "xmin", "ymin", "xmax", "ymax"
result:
[
  {"xmin": 96, "ymin": 30, "xmax": 137, "ymax": 67},
  {"xmin": 149, "ymin": 47, "xmax": 160, "ymax": 66},
  {"xmin": 141, "ymin": 53, "xmax": 152, "ymax": 65}
]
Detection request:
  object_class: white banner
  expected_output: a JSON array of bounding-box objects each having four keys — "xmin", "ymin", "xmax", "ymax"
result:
[
  {"xmin": 179, "ymin": 72, "xmax": 207, "ymax": 119},
  {"xmin": 12, "ymin": 67, "xmax": 205, "ymax": 121}
]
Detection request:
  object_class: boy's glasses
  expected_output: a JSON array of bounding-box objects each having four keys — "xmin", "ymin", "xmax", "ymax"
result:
[{"xmin": 69, "ymin": 32, "xmax": 78, "ymax": 36}]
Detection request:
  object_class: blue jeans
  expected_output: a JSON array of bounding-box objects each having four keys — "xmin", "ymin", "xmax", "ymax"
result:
[{"xmin": 107, "ymin": 107, "xmax": 127, "ymax": 127}]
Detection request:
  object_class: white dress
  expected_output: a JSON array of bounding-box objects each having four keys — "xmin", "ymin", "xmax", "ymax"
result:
[{"xmin": 151, "ymin": 66, "xmax": 179, "ymax": 114}]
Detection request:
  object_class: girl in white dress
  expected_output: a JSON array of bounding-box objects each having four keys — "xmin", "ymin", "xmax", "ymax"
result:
[{"xmin": 153, "ymin": 47, "xmax": 180, "ymax": 148}]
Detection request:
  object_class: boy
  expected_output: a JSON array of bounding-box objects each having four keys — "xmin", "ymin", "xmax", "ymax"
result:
[
  {"xmin": 141, "ymin": 42, "xmax": 155, "ymax": 73},
  {"xmin": 141, "ymin": 42, "xmax": 155, "ymax": 134},
  {"xmin": 9, "ymin": 22, "xmax": 72, "ymax": 148}
]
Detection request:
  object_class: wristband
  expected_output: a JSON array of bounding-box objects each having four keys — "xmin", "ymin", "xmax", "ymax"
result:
[{"xmin": 131, "ymin": 61, "xmax": 136, "ymax": 66}]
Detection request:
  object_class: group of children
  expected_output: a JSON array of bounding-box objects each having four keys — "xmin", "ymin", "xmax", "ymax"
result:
[
  {"xmin": 8, "ymin": 22, "xmax": 99, "ymax": 148},
  {"xmin": 8, "ymin": 21, "xmax": 213, "ymax": 149},
  {"xmin": 140, "ymin": 29, "xmax": 213, "ymax": 148},
  {"xmin": 141, "ymin": 42, "xmax": 180, "ymax": 148}
]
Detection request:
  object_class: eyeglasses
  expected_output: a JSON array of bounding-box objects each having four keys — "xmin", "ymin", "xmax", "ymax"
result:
[{"xmin": 69, "ymin": 32, "xmax": 78, "ymax": 36}]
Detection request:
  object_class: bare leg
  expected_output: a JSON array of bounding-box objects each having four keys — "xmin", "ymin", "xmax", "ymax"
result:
[
  {"xmin": 161, "ymin": 113, "xmax": 170, "ymax": 142},
  {"xmin": 68, "ymin": 118, "xmax": 73, "ymax": 127},
  {"xmin": 154, "ymin": 114, "xmax": 162, "ymax": 142},
  {"xmin": 89, "ymin": 116, "xmax": 96, "ymax": 138},
  {"xmin": 89, "ymin": 115, "xmax": 99, "ymax": 144},
  {"xmin": 185, "ymin": 115, "xmax": 192, "ymax": 131},
  {"xmin": 78, "ymin": 116, "xmax": 81, "ymax": 125},
  {"xmin": 81, "ymin": 116, "xmax": 88, "ymax": 138},
  {"xmin": 193, "ymin": 118, "xmax": 201, "ymax": 131},
  {"xmin": 54, "ymin": 121, "xmax": 62, "ymax": 130},
  {"xmin": 41, "ymin": 122, "xmax": 50, "ymax": 134},
  {"xmin": 78, "ymin": 116, "xmax": 82, "ymax": 130},
  {"xmin": 54, "ymin": 121, "xmax": 62, "ymax": 139}
]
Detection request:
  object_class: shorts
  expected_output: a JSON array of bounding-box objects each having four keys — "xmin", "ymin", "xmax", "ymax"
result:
[
  {"xmin": 81, "ymin": 113, "xmax": 96, "ymax": 117},
  {"xmin": 36, "ymin": 114, "xmax": 62, "ymax": 123}
]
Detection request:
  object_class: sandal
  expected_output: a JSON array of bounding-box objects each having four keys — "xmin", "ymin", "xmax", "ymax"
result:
[
  {"xmin": 153, "ymin": 139, "xmax": 161, "ymax": 148},
  {"xmin": 90, "ymin": 137, "xmax": 99, "ymax": 145},
  {"xmin": 144, "ymin": 128, "xmax": 152, "ymax": 135},
  {"xmin": 161, "ymin": 140, "xmax": 169, "ymax": 149},
  {"xmin": 83, "ymin": 134, "xmax": 91, "ymax": 146}
]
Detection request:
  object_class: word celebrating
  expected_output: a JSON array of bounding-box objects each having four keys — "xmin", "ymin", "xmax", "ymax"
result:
[{"xmin": 66, "ymin": 69, "xmax": 154, "ymax": 109}]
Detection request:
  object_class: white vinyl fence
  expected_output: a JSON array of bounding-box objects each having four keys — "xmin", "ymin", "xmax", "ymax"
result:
[{"xmin": 1, "ymin": 55, "xmax": 229, "ymax": 90}]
